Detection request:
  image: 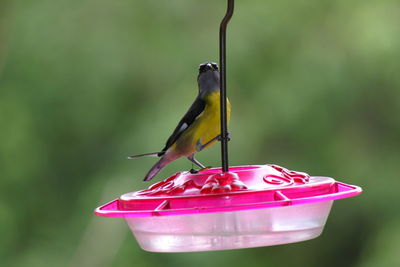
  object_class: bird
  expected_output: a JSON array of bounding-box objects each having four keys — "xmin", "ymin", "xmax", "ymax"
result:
[{"xmin": 128, "ymin": 62, "xmax": 231, "ymax": 181}]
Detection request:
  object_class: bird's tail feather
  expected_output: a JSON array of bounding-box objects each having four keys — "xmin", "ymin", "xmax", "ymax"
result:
[
  {"xmin": 127, "ymin": 152, "xmax": 161, "ymax": 159},
  {"xmin": 143, "ymin": 156, "xmax": 171, "ymax": 181}
]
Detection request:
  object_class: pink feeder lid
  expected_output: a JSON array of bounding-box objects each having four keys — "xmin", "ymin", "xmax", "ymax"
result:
[{"xmin": 95, "ymin": 164, "xmax": 362, "ymax": 217}]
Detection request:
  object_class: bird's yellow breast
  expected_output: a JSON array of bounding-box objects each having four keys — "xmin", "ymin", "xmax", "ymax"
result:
[{"xmin": 174, "ymin": 91, "xmax": 231, "ymax": 155}]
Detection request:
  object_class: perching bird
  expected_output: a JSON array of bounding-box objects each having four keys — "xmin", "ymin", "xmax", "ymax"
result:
[{"xmin": 128, "ymin": 62, "xmax": 231, "ymax": 181}]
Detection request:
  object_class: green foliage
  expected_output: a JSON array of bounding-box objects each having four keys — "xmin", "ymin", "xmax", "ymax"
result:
[{"xmin": 1, "ymin": 0, "xmax": 399, "ymax": 266}]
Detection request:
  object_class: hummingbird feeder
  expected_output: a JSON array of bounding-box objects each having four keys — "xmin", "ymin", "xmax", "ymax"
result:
[{"xmin": 95, "ymin": 0, "xmax": 362, "ymax": 252}]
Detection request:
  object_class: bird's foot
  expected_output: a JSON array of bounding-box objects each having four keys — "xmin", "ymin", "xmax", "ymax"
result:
[
  {"xmin": 200, "ymin": 172, "xmax": 247, "ymax": 194},
  {"xmin": 189, "ymin": 166, "xmax": 212, "ymax": 174},
  {"xmin": 217, "ymin": 132, "xmax": 231, "ymax": 142}
]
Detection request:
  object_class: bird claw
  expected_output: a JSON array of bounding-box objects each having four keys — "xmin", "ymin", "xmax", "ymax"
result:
[
  {"xmin": 189, "ymin": 168, "xmax": 199, "ymax": 174},
  {"xmin": 189, "ymin": 166, "xmax": 212, "ymax": 174},
  {"xmin": 217, "ymin": 132, "xmax": 231, "ymax": 142}
]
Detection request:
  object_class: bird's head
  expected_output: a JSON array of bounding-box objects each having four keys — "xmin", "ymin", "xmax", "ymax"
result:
[{"xmin": 197, "ymin": 62, "xmax": 220, "ymax": 96}]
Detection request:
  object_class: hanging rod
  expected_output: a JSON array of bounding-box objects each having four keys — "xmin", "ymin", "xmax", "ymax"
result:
[{"xmin": 219, "ymin": 0, "xmax": 234, "ymax": 172}]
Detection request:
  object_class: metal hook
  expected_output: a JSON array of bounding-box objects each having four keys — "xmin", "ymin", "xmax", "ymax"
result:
[{"xmin": 219, "ymin": 0, "xmax": 234, "ymax": 172}]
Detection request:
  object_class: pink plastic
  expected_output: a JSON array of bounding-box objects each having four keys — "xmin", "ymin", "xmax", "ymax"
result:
[{"xmin": 95, "ymin": 165, "xmax": 362, "ymax": 252}]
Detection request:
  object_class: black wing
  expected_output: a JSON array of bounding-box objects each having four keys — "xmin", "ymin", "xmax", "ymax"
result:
[{"xmin": 158, "ymin": 96, "xmax": 206, "ymax": 156}]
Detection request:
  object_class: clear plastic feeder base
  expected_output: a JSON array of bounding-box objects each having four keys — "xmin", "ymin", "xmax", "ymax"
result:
[
  {"xmin": 95, "ymin": 165, "xmax": 361, "ymax": 252},
  {"xmin": 126, "ymin": 201, "xmax": 332, "ymax": 252}
]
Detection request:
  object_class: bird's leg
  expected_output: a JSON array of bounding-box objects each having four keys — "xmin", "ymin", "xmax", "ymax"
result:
[
  {"xmin": 196, "ymin": 136, "xmax": 221, "ymax": 151},
  {"xmin": 188, "ymin": 155, "xmax": 212, "ymax": 174},
  {"xmin": 196, "ymin": 132, "xmax": 231, "ymax": 152},
  {"xmin": 187, "ymin": 154, "xmax": 206, "ymax": 169}
]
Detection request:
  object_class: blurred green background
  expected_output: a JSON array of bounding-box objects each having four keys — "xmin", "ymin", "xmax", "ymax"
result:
[{"xmin": 1, "ymin": 0, "xmax": 399, "ymax": 266}]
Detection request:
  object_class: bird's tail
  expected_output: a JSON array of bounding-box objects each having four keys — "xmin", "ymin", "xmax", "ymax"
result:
[
  {"xmin": 143, "ymin": 156, "xmax": 173, "ymax": 181},
  {"xmin": 127, "ymin": 152, "xmax": 161, "ymax": 159}
]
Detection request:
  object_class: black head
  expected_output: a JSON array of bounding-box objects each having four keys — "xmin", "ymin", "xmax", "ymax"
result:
[
  {"xmin": 199, "ymin": 62, "xmax": 219, "ymax": 74},
  {"xmin": 197, "ymin": 62, "xmax": 220, "ymax": 95}
]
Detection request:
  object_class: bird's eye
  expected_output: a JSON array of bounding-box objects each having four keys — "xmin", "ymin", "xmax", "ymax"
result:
[{"xmin": 211, "ymin": 63, "xmax": 218, "ymax": 70}]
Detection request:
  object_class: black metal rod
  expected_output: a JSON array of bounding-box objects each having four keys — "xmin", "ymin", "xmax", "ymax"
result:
[{"xmin": 219, "ymin": 0, "xmax": 234, "ymax": 172}]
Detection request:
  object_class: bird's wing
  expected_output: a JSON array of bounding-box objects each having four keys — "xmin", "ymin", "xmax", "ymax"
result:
[{"xmin": 159, "ymin": 96, "xmax": 206, "ymax": 156}]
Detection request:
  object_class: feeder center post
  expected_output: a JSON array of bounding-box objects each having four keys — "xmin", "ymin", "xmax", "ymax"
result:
[{"xmin": 219, "ymin": 0, "xmax": 234, "ymax": 173}]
